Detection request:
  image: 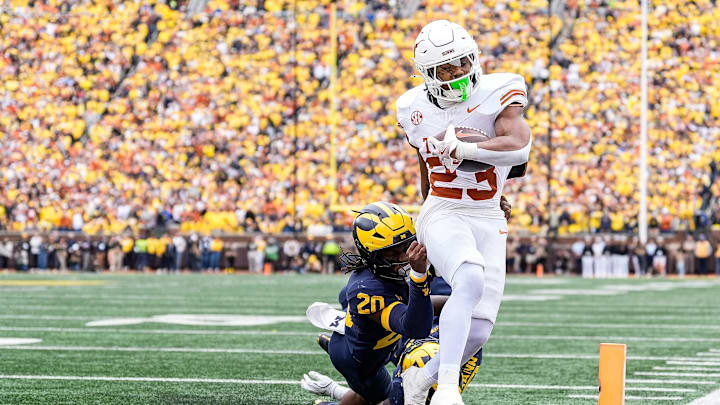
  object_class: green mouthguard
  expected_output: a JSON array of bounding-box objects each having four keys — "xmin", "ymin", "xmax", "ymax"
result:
[{"xmin": 449, "ymin": 77, "xmax": 469, "ymax": 101}]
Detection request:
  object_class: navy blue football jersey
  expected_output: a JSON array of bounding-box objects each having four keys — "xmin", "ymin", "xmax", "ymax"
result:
[{"xmin": 342, "ymin": 268, "xmax": 411, "ymax": 370}]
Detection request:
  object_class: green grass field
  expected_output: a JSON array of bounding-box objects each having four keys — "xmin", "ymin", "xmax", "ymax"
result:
[{"xmin": 1, "ymin": 272, "xmax": 719, "ymax": 405}]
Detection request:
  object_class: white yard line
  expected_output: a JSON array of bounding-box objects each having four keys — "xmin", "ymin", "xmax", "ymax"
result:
[
  {"xmin": 0, "ymin": 311, "xmax": 715, "ymax": 323},
  {"xmin": 0, "ymin": 345, "xmax": 322, "ymax": 355},
  {"xmin": 489, "ymin": 353, "xmax": 714, "ymax": 362},
  {"xmin": 635, "ymin": 372, "xmax": 720, "ymax": 378},
  {"xmin": 499, "ymin": 321, "xmax": 720, "ymax": 331},
  {"xmin": 627, "ymin": 379, "xmax": 717, "ymax": 386},
  {"xmin": 625, "ymin": 387, "xmax": 695, "ymax": 393},
  {"xmin": 653, "ymin": 367, "xmax": 720, "ymax": 372},
  {"xmin": 685, "ymin": 389, "xmax": 720, "ymax": 405},
  {"xmin": 499, "ymin": 313, "xmax": 717, "ymax": 322},
  {"xmin": 5, "ymin": 325, "xmax": 720, "ymax": 344},
  {"xmin": 695, "ymin": 353, "xmax": 720, "ymax": 358},
  {"xmin": 498, "ymin": 334, "xmax": 720, "ymax": 343},
  {"xmin": 0, "ymin": 315, "xmax": 96, "ymax": 321},
  {"xmin": 0, "ymin": 294, "xmax": 316, "ymax": 303},
  {"xmin": 568, "ymin": 394, "xmax": 683, "ymax": 401},
  {"xmin": 0, "ymin": 344, "xmax": 714, "ymax": 364},
  {"xmin": 0, "ymin": 375, "xmax": 301, "ymax": 384},
  {"xmin": 1, "ymin": 304, "xmax": 307, "ymax": 313},
  {"xmin": 7, "ymin": 311, "xmax": 719, "ymax": 331},
  {"xmin": 0, "ymin": 326, "xmax": 319, "ymax": 336},
  {"xmin": 667, "ymin": 361, "xmax": 720, "ymax": 367},
  {"xmin": 0, "ymin": 374, "xmax": 601, "ymax": 392},
  {"xmin": 471, "ymin": 383, "xmax": 596, "ymax": 390},
  {"xmin": 0, "ymin": 373, "xmax": 687, "ymax": 395}
]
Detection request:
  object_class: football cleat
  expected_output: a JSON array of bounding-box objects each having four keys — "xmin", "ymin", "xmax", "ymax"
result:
[
  {"xmin": 306, "ymin": 302, "xmax": 346, "ymax": 334},
  {"xmin": 429, "ymin": 384, "xmax": 464, "ymax": 405},
  {"xmin": 402, "ymin": 366, "xmax": 434, "ymax": 405},
  {"xmin": 313, "ymin": 401, "xmax": 338, "ymax": 405},
  {"xmin": 317, "ymin": 332, "xmax": 331, "ymax": 354}
]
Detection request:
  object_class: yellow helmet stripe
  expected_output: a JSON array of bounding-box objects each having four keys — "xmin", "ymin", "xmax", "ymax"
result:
[
  {"xmin": 373, "ymin": 201, "xmax": 397, "ymax": 218},
  {"xmin": 380, "ymin": 301, "xmax": 402, "ymax": 331}
]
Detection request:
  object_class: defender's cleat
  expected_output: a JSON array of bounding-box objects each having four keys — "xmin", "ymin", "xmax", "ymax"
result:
[
  {"xmin": 429, "ymin": 384, "xmax": 464, "ymax": 405},
  {"xmin": 306, "ymin": 302, "xmax": 346, "ymax": 334},
  {"xmin": 317, "ymin": 332, "xmax": 331, "ymax": 354},
  {"xmin": 402, "ymin": 366, "xmax": 434, "ymax": 405}
]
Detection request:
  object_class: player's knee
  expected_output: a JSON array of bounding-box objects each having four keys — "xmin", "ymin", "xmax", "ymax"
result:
[{"xmin": 451, "ymin": 262, "xmax": 485, "ymax": 298}]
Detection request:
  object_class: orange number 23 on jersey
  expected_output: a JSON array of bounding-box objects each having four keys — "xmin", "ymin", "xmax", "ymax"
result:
[
  {"xmin": 429, "ymin": 167, "xmax": 497, "ymax": 200},
  {"xmin": 421, "ymin": 138, "xmax": 497, "ymax": 201}
]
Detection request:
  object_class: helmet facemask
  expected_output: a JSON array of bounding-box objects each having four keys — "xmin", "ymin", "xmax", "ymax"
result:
[
  {"xmin": 365, "ymin": 238, "xmax": 416, "ymax": 284},
  {"xmin": 346, "ymin": 201, "xmax": 417, "ymax": 284},
  {"xmin": 416, "ymin": 52, "xmax": 482, "ymax": 103}
]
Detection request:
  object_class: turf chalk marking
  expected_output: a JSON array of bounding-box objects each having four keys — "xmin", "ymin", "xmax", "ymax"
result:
[
  {"xmin": 685, "ymin": 389, "xmax": 720, "ymax": 405},
  {"xmin": 635, "ymin": 372, "xmax": 720, "ymax": 378},
  {"xmin": 627, "ymin": 379, "xmax": 717, "ymax": 385}
]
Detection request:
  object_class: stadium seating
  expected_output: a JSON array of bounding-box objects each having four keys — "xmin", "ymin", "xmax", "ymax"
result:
[{"xmin": 1, "ymin": 0, "xmax": 718, "ymax": 236}]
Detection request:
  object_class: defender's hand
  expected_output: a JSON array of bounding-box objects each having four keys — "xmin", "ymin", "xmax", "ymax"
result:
[
  {"xmin": 500, "ymin": 195, "xmax": 512, "ymax": 220},
  {"xmin": 300, "ymin": 371, "xmax": 337, "ymax": 396},
  {"xmin": 406, "ymin": 241, "xmax": 427, "ymax": 274}
]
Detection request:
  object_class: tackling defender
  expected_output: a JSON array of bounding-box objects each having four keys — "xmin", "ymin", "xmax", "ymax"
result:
[
  {"xmin": 302, "ymin": 199, "xmax": 512, "ymax": 405},
  {"xmin": 311, "ymin": 201, "xmax": 434, "ymax": 405},
  {"xmin": 302, "ymin": 318, "xmax": 483, "ymax": 405},
  {"xmin": 396, "ymin": 20, "xmax": 532, "ymax": 405}
]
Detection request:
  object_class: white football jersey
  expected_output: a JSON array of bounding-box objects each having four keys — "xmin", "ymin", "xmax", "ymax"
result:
[{"xmin": 397, "ymin": 73, "xmax": 529, "ymax": 217}]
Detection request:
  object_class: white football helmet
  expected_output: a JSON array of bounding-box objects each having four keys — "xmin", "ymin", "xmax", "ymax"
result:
[{"xmin": 413, "ymin": 20, "xmax": 482, "ymax": 103}]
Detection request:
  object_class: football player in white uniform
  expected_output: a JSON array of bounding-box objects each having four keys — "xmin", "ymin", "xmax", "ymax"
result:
[{"xmin": 395, "ymin": 20, "xmax": 532, "ymax": 405}]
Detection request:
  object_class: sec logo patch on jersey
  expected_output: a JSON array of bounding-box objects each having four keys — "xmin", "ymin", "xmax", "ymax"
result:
[{"xmin": 410, "ymin": 111, "xmax": 423, "ymax": 125}]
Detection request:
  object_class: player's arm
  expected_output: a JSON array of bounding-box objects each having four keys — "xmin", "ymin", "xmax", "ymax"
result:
[
  {"xmin": 368, "ymin": 280, "xmax": 433, "ymax": 339},
  {"xmin": 448, "ymin": 104, "xmax": 531, "ymax": 166},
  {"xmin": 482, "ymin": 105, "xmax": 531, "ymax": 150},
  {"xmin": 416, "ymin": 148, "xmax": 430, "ymax": 201},
  {"xmin": 369, "ymin": 242, "xmax": 433, "ymax": 339}
]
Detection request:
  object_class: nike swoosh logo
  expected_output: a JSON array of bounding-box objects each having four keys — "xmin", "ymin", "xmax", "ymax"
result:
[
  {"xmin": 499, "ymin": 230, "xmax": 508, "ymax": 235},
  {"xmin": 467, "ymin": 104, "xmax": 480, "ymax": 113}
]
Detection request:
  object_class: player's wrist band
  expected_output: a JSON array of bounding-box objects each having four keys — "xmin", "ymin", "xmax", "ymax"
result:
[{"xmin": 409, "ymin": 270, "xmax": 427, "ymax": 283}]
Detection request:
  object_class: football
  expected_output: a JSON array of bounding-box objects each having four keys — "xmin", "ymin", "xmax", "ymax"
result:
[{"xmin": 438, "ymin": 126, "xmax": 493, "ymax": 172}]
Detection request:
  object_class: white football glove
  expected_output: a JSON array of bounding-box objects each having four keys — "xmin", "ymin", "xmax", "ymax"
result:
[
  {"xmin": 428, "ymin": 125, "xmax": 463, "ymax": 172},
  {"xmin": 300, "ymin": 371, "xmax": 339, "ymax": 396}
]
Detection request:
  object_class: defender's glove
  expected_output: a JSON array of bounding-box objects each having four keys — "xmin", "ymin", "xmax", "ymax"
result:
[{"xmin": 300, "ymin": 371, "xmax": 349, "ymax": 400}]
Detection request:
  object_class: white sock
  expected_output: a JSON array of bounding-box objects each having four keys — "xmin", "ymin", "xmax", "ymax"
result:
[
  {"xmin": 435, "ymin": 262, "xmax": 485, "ymax": 384},
  {"xmin": 438, "ymin": 365, "xmax": 461, "ymax": 386}
]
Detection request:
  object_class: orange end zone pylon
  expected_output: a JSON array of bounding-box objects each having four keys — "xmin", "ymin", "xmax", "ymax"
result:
[{"xmin": 598, "ymin": 343, "xmax": 627, "ymax": 405}]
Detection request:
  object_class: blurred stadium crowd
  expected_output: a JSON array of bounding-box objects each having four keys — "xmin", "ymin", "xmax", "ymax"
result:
[
  {"xmin": 0, "ymin": 232, "xmax": 348, "ymax": 273},
  {"xmin": 2, "ymin": 231, "xmax": 719, "ymax": 276},
  {"xmin": 1, "ymin": 0, "xmax": 719, "ymax": 239}
]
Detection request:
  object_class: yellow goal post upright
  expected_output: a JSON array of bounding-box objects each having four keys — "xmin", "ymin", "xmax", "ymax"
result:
[{"xmin": 328, "ymin": 1, "xmax": 338, "ymax": 209}]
